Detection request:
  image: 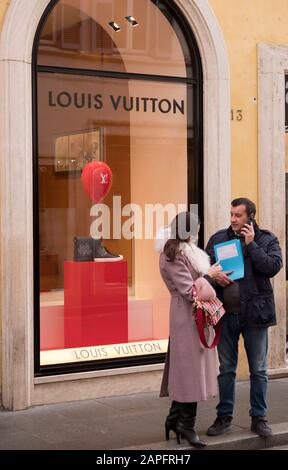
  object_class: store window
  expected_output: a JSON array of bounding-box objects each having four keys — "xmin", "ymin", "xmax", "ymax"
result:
[{"xmin": 33, "ymin": 0, "xmax": 203, "ymax": 374}]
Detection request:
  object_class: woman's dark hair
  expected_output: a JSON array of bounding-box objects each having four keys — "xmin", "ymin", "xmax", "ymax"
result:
[{"xmin": 164, "ymin": 212, "xmax": 199, "ymax": 262}]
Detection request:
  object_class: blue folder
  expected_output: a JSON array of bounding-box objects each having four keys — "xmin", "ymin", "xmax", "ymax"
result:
[{"xmin": 214, "ymin": 239, "xmax": 244, "ymax": 281}]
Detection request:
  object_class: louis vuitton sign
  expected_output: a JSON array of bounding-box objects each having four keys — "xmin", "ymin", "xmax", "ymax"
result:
[
  {"xmin": 40, "ymin": 339, "xmax": 169, "ymax": 365},
  {"xmin": 48, "ymin": 91, "xmax": 185, "ymax": 115}
]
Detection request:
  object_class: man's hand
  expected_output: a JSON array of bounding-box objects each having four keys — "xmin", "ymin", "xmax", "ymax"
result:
[
  {"xmin": 214, "ymin": 270, "xmax": 235, "ymax": 287},
  {"xmin": 241, "ymin": 223, "xmax": 255, "ymax": 245}
]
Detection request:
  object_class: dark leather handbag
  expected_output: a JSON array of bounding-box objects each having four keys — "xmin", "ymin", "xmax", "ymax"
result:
[
  {"xmin": 73, "ymin": 237, "xmax": 94, "ymax": 261},
  {"xmin": 192, "ymin": 285, "xmax": 225, "ymax": 348}
]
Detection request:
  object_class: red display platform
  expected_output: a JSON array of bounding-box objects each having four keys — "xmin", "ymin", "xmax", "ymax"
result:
[{"xmin": 64, "ymin": 260, "xmax": 128, "ymax": 348}]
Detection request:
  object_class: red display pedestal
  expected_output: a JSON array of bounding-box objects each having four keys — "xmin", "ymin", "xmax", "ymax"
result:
[{"xmin": 64, "ymin": 260, "xmax": 128, "ymax": 348}]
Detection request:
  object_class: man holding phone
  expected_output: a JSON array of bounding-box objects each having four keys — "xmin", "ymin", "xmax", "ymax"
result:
[{"xmin": 205, "ymin": 198, "xmax": 282, "ymax": 437}]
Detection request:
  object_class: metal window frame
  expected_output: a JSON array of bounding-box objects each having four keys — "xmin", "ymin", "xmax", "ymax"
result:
[{"xmin": 32, "ymin": 0, "xmax": 203, "ymax": 377}]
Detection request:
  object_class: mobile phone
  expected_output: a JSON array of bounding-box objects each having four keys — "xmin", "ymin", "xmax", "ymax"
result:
[{"xmin": 247, "ymin": 214, "xmax": 255, "ymax": 226}]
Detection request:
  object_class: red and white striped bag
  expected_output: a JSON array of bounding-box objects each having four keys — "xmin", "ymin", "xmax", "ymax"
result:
[{"xmin": 192, "ymin": 285, "xmax": 225, "ymax": 348}]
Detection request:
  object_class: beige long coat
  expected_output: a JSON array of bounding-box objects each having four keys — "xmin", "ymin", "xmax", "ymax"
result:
[{"xmin": 159, "ymin": 252, "xmax": 219, "ymax": 402}]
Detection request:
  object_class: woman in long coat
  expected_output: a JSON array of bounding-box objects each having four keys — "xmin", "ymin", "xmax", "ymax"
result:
[{"xmin": 157, "ymin": 212, "xmax": 221, "ymax": 448}]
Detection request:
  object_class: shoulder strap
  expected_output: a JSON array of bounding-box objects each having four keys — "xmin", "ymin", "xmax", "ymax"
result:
[{"xmin": 195, "ymin": 306, "xmax": 221, "ymax": 348}]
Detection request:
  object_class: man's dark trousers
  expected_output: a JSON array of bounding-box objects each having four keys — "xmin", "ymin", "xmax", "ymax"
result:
[{"xmin": 216, "ymin": 313, "xmax": 268, "ymax": 418}]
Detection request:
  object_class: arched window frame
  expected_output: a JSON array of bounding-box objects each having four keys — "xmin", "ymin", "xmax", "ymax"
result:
[{"xmin": 0, "ymin": 0, "xmax": 230, "ymax": 410}]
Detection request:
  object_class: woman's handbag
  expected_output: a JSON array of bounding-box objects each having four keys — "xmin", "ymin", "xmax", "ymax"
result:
[{"xmin": 192, "ymin": 285, "xmax": 225, "ymax": 348}]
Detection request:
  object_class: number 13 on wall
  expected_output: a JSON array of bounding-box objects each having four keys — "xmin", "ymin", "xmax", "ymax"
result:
[{"xmin": 231, "ymin": 109, "xmax": 243, "ymax": 121}]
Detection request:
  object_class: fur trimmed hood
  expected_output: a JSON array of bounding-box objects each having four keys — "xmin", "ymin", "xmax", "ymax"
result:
[
  {"xmin": 155, "ymin": 226, "xmax": 211, "ymax": 276},
  {"xmin": 154, "ymin": 226, "xmax": 171, "ymax": 253},
  {"xmin": 179, "ymin": 241, "xmax": 211, "ymax": 276}
]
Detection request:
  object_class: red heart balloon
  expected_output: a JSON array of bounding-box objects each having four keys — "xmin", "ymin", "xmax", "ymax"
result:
[{"xmin": 81, "ymin": 162, "xmax": 113, "ymax": 203}]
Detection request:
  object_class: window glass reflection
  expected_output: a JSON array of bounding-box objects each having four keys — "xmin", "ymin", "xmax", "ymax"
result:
[
  {"xmin": 36, "ymin": 0, "xmax": 200, "ymax": 368},
  {"xmin": 38, "ymin": 72, "xmax": 191, "ymax": 365},
  {"xmin": 38, "ymin": 0, "xmax": 192, "ymax": 77}
]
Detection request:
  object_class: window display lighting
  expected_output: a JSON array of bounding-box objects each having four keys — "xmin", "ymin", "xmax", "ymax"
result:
[
  {"xmin": 125, "ymin": 16, "xmax": 139, "ymax": 27},
  {"xmin": 108, "ymin": 21, "xmax": 121, "ymax": 32}
]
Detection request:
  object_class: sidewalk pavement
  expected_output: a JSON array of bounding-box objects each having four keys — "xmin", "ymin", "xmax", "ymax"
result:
[{"xmin": 0, "ymin": 377, "xmax": 288, "ymax": 450}]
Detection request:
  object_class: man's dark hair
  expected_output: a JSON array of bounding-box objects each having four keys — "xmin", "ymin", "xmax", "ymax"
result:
[{"xmin": 231, "ymin": 198, "xmax": 256, "ymax": 217}]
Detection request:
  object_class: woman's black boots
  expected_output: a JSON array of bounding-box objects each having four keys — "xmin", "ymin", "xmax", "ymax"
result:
[
  {"xmin": 165, "ymin": 401, "xmax": 180, "ymax": 440},
  {"xmin": 175, "ymin": 402, "xmax": 207, "ymax": 448}
]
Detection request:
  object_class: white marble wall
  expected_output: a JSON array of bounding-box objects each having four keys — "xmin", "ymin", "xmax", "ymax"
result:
[
  {"xmin": 258, "ymin": 44, "xmax": 288, "ymax": 370},
  {"xmin": 33, "ymin": 366, "xmax": 164, "ymax": 405}
]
